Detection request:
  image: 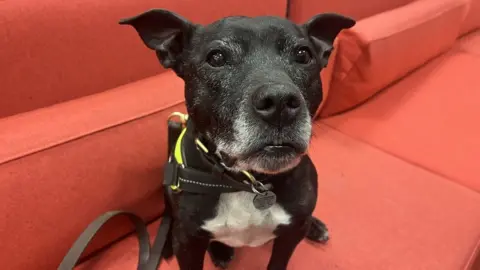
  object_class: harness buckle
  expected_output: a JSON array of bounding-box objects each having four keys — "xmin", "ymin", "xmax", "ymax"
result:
[{"xmin": 163, "ymin": 161, "xmax": 182, "ymax": 193}]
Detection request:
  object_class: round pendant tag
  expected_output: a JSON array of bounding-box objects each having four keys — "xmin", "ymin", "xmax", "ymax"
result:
[{"xmin": 253, "ymin": 191, "xmax": 277, "ymax": 210}]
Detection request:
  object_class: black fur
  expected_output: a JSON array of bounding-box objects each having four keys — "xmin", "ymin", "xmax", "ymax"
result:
[{"xmin": 120, "ymin": 10, "xmax": 354, "ymax": 270}]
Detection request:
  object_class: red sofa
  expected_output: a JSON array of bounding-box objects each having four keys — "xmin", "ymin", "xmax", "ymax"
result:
[{"xmin": 1, "ymin": 0, "xmax": 479, "ymax": 269}]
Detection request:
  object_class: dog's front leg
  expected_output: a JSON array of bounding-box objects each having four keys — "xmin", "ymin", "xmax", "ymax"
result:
[
  {"xmin": 267, "ymin": 220, "xmax": 309, "ymax": 270},
  {"xmin": 175, "ymin": 233, "xmax": 210, "ymax": 270}
]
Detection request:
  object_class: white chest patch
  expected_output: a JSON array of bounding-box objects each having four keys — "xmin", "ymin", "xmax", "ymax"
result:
[{"xmin": 201, "ymin": 191, "xmax": 291, "ymax": 247}]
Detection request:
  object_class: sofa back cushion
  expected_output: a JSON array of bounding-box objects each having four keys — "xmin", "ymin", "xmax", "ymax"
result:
[
  {"xmin": 0, "ymin": 0, "xmax": 287, "ymax": 118},
  {"xmin": 318, "ymin": 0, "xmax": 470, "ymax": 117},
  {"xmin": 288, "ymin": 0, "xmax": 414, "ymax": 23}
]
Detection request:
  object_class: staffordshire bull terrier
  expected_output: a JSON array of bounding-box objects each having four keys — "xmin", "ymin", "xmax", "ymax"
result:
[{"xmin": 120, "ymin": 9, "xmax": 355, "ymax": 270}]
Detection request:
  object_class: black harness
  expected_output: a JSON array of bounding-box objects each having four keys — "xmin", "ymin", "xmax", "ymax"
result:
[{"xmin": 58, "ymin": 112, "xmax": 276, "ymax": 270}]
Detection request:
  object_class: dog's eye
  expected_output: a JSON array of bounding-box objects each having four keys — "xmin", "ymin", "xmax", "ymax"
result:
[
  {"xmin": 293, "ymin": 47, "xmax": 312, "ymax": 64},
  {"xmin": 206, "ymin": 50, "xmax": 226, "ymax": 67}
]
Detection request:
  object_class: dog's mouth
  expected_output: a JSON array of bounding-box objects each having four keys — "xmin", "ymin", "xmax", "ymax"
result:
[
  {"xmin": 238, "ymin": 141, "xmax": 306, "ymax": 158},
  {"xmin": 218, "ymin": 141, "xmax": 307, "ymax": 174},
  {"xmin": 212, "ymin": 109, "xmax": 313, "ymax": 174},
  {"xmin": 256, "ymin": 142, "xmax": 304, "ymax": 156}
]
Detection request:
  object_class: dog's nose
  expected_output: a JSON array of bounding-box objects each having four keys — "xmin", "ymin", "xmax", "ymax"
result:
[{"xmin": 252, "ymin": 84, "xmax": 303, "ymax": 125}]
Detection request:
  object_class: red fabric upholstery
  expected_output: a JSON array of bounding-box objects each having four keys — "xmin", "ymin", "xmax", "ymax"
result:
[
  {"xmin": 288, "ymin": 0, "xmax": 414, "ymax": 23},
  {"xmin": 460, "ymin": 0, "xmax": 480, "ymax": 34},
  {"xmin": 78, "ymin": 125, "xmax": 480, "ymax": 269},
  {"xmin": 318, "ymin": 0, "xmax": 469, "ymax": 117},
  {"xmin": 323, "ymin": 51, "xmax": 480, "ymax": 193},
  {"xmin": 455, "ymin": 30, "xmax": 480, "ymax": 54},
  {"xmin": 466, "ymin": 240, "xmax": 480, "ymax": 270},
  {"xmin": 0, "ymin": 0, "xmax": 286, "ymax": 118},
  {"xmin": 0, "ymin": 71, "xmax": 187, "ymax": 270},
  {"xmin": 0, "ymin": 71, "xmax": 184, "ymax": 164}
]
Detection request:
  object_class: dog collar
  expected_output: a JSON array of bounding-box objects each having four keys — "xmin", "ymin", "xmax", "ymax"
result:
[{"xmin": 163, "ymin": 113, "xmax": 277, "ymax": 210}]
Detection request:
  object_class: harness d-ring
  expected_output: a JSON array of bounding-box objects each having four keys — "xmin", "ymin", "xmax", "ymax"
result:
[{"xmin": 168, "ymin": 112, "xmax": 188, "ymax": 125}]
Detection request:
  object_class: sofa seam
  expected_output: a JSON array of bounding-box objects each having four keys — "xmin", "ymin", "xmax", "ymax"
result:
[
  {"xmin": 318, "ymin": 121, "xmax": 480, "ymax": 196},
  {"xmin": 0, "ymin": 100, "xmax": 185, "ymax": 166},
  {"xmin": 464, "ymin": 236, "xmax": 480, "ymax": 270},
  {"xmin": 285, "ymin": 0, "xmax": 291, "ymax": 18}
]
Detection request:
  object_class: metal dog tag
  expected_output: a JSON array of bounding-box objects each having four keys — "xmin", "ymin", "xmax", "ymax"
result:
[{"xmin": 253, "ymin": 191, "xmax": 277, "ymax": 210}]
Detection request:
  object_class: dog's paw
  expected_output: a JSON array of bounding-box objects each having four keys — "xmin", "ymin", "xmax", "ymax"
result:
[
  {"xmin": 208, "ymin": 241, "xmax": 234, "ymax": 269},
  {"xmin": 305, "ymin": 216, "xmax": 330, "ymax": 244}
]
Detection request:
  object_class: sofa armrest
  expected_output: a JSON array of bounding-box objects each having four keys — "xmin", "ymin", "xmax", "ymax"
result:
[{"xmin": 0, "ymin": 71, "xmax": 184, "ymax": 269}]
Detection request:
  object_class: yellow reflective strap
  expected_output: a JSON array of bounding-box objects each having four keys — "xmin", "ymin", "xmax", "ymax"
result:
[{"xmin": 174, "ymin": 128, "xmax": 187, "ymax": 165}]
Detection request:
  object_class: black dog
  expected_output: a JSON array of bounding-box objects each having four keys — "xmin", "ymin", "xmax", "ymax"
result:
[{"xmin": 120, "ymin": 10, "xmax": 355, "ymax": 270}]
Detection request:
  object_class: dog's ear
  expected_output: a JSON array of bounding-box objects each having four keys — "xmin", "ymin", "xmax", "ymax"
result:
[
  {"xmin": 303, "ymin": 13, "xmax": 355, "ymax": 68},
  {"xmin": 119, "ymin": 9, "xmax": 195, "ymax": 70}
]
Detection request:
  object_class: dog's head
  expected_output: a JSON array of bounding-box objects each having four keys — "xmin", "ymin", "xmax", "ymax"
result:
[{"xmin": 120, "ymin": 10, "xmax": 355, "ymax": 174}]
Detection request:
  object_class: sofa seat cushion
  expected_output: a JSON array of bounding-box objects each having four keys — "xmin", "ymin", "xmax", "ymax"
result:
[
  {"xmin": 455, "ymin": 30, "xmax": 480, "ymax": 55},
  {"xmin": 318, "ymin": 0, "xmax": 469, "ymax": 117},
  {"xmin": 0, "ymin": 71, "xmax": 187, "ymax": 269},
  {"xmin": 323, "ymin": 51, "xmax": 480, "ymax": 193},
  {"xmin": 78, "ymin": 124, "xmax": 480, "ymax": 270}
]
